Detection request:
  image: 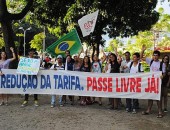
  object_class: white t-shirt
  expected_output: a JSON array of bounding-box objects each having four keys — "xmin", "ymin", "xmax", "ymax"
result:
[
  {"xmin": 92, "ymin": 61, "xmax": 102, "ymax": 73},
  {"xmin": 104, "ymin": 63, "xmax": 111, "ymax": 73},
  {"xmin": 50, "ymin": 63, "xmax": 65, "ymax": 70},
  {"xmin": 146, "ymin": 58, "xmax": 165, "ymax": 73},
  {"xmin": 127, "ymin": 62, "xmax": 143, "ymax": 73},
  {"xmin": 120, "ymin": 60, "xmax": 132, "ymax": 73}
]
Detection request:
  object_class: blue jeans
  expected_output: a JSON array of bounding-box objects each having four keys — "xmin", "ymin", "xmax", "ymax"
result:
[{"xmin": 51, "ymin": 95, "xmax": 63, "ymax": 105}]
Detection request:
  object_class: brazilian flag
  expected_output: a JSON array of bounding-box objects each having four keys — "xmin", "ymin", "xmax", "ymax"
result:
[{"xmin": 46, "ymin": 29, "xmax": 82, "ymax": 57}]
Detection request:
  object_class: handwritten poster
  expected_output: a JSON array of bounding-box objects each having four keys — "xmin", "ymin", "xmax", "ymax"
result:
[{"xmin": 17, "ymin": 57, "xmax": 40, "ymax": 75}]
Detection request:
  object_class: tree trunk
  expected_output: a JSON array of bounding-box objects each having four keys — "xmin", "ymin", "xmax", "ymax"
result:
[
  {"xmin": 1, "ymin": 21, "xmax": 15, "ymax": 57},
  {"xmin": 0, "ymin": 0, "xmax": 33, "ymax": 68},
  {"xmin": 1, "ymin": 21, "xmax": 18, "ymax": 69},
  {"xmin": 92, "ymin": 43, "xmax": 95, "ymax": 61}
]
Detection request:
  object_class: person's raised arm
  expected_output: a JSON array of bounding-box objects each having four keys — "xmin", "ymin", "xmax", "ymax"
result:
[
  {"xmin": 101, "ymin": 48, "xmax": 106, "ymax": 63},
  {"xmin": 78, "ymin": 47, "xmax": 84, "ymax": 58},
  {"xmin": 140, "ymin": 45, "xmax": 146, "ymax": 61},
  {"xmin": 9, "ymin": 47, "xmax": 16, "ymax": 61}
]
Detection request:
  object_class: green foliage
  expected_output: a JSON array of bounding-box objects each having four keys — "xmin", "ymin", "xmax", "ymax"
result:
[
  {"xmin": 6, "ymin": 0, "xmax": 26, "ymax": 13},
  {"xmin": 157, "ymin": 36, "xmax": 170, "ymax": 49},
  {"xmin": 118, "ymin": 8, "xmax": 170, "ymax": 57},
  {"xmin": 105, "ymin": 39, "xmax": 124, "ymax": 52},
  {"xmin": 0, "ymin": 37, "xmax": 5, "ymax": 48},
  {"xmin": 33, "ymin": 0, "xmax": 159, "ymax": 48},
  {"xmin": 29, "ymin": 32, "xmax": 45, "ymax": 51}
]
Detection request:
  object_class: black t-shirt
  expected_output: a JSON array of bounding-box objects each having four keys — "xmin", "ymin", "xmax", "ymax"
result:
[
  {"xmin": 162, "ymin": 64, "xmax": 170, "ymax": 84},
  {"xmin": 80, "ymin": 65, "xmax": 91, "ymax": 72},
  {"xmin": 110, "ymin": 62, "xmax": 120, "ymax": 73},
  {"xmin": 63, "ymin": 57, "xmax": 75, "ymax": 64}
]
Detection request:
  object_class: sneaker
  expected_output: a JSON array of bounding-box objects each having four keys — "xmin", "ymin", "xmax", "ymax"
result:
[
  {"xmin": 59, "ymin": 104, "xmax": 63, "ymax": 107},
  {"xmin": 51, "ymin": 104, "xmax": 55, "ymax": 108},
  {"xmin": 164, "ymin": 108, "xmax": 168, "ymax": 113},
  {"xmin": 0, "ymin": 102, "xmax": 4, "ymax": 106},
  {"xmin": 126, "ymin": 108, "xmax": 130, "ymax": 112},
  {"xmin": 21, "ymin": 101, "xmax": 28, "ymax": 107},
  {"xmin": 132, "ymin": 109, "xmax": 137, "ymax": 114},
  {"xmin": 34, "ymin": 100, "xmax": 39, "ymax": 107},
  {"xmin": 5, "ymin": 102, "xmax": 8, "ymax": 106}
]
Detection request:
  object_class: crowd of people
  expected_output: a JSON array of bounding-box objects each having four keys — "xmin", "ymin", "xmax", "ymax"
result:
[{"xmin": 0, "ymin": 46, "xmax": 170, "ymax": 118}]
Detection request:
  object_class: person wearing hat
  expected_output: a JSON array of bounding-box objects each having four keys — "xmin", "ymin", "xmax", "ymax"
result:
[
  {"xmin": 50, "ymin": 55, "xmax": 65, "ymax": 108},
  {"xmin": 21, "ymin": 48, "xmax": 39, "ymax": 107}
]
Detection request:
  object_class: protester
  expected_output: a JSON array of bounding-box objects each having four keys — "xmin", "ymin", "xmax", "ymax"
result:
[
  {"xmin": 50, "ymin": 55, "xmax": 65, "ymax": 108},
  {"xmin": 65, "ymin": 55, "xmax": 74, "ymax": 104},
  {"xmin": 63, "ymin": 50, "xmax": 74, "ymax": 64},
  {"xmin": 161, "ymin": 55, "xmax": 170, "ymax": 113},
  {"xmin": 80, "ymin": 56, "xmax": 92, "ymax": 105},
  {"xmin": 105, "ymin": 53, "xmax": 120, "ymax": 109},
  {"xmin": 0, "ymin": 47, "xmax": 16, "ymax": 106},
  {"xmin": 120, "ymin": 51, "xmax": 131, "ymax": 73},
  {"xmin": 73, "ymin": 54, "xmax": 82, "ymax": 71},
  {"xmin": 91, "ymin": 48, "xmax": 106, "ymax": 105},
  {"xmin": 126, "ymin": 52, "xmax": 143, "ymax": 114},
  {"xmin": 103, "ymin": 53, "xmax": 112, "ymax": 105},
  {"xmin": 141, "ymin": 45, "xmax": 165, "ymax": 118},
  {"xmin": 72, "ymin": 49, "xmax": 83, "ymax": 102},
  {"xmin": 21, "ymin": 49, "xmax": 39, "ymax": 107},
  {"xmin": 40, "ymin": 60, "xmax": 52, "ymax": 69}
]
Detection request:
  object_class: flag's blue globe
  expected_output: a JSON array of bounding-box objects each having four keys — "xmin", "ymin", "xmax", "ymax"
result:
[{"xmin": 58, "ymin": 42, "xmax": 69, "ymax": 51}]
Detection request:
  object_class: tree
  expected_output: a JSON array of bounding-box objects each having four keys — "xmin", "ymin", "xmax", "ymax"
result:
[
  {"xmin": 0, "ymin": 0, "xmax": 33, "ymax": 58},
  {"xmin": 1, "ymin": 0, "xmax": 160, "ymax": 59},
  {"xmin": 33, "ymin": 0, "xmax": 159, "ymax": 57},
  {"xmin": 122, "ymin": 7, "xmax": 170, "ymax": 57},
  {"xmin": 105, "ymin": 39, "xmax": 124, "ymax": 54}
]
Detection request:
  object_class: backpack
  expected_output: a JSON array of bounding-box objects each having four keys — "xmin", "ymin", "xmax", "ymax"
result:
[
  {"xmin": 150, "ymin": 60, "xmax": 163, "ymax": 71},
  {"xmin": 129, "ymin": 62, "xmax": 143, "ymax": 72},
  {"xmin": 92, "ymin": 61, "xmax": 102, "ymax": 72}
]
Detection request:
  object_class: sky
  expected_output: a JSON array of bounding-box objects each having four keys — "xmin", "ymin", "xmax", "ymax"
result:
[{"xmin": 103, "ymin": 0, "xmax": 170, "ymax": 47}]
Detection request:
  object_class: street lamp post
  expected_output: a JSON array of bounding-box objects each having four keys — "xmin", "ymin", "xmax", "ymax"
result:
[{"xmin": 19, "ymin": 27, "xmax": 31, "ymax": 56}]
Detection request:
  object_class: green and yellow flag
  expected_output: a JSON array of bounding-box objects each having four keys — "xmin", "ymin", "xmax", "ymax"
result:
[{"xmin": 46, "ymin": 29, "xmax": 82, "ymax": 57}]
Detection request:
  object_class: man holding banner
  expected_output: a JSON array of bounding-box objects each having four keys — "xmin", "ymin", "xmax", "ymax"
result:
[
  {"xmin": 21, "ymin": 49, "xmax": 39, "ymax": 107},
  {"xmin": 0, "ymin": 47, "xmax": 16, "ymax": 106},
  {"xmin": 141, "ymin": 45, "xmax": 165, "ymax": 118},
  {"xmin": 50, "ymin": 55, "xmax": 65, "ymax": 108}
]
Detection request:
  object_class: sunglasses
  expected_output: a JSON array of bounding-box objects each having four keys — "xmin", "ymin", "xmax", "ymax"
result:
[{"xmin": 153, "ymin": 54, "xmax": 158, "ymax": 56}]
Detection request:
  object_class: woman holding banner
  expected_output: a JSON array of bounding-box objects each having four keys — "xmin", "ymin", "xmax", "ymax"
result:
[
  {"xmin": 0, "ymin": 47, "xmax": 16, "ymax": 106},
  {"xmin": 91, "ymin": 48, "xmax": 106, "ymax": 105},
  {"xmin": 105, "ymin": 53, "xmax": 120, "ymax": 110},
  {"xmin": 161, "ymin": 55, "xmax": 170, "ymax": 113},
  {"xmin": 80, "ymin": 56, "xmax": 92, "ymax": 105}
]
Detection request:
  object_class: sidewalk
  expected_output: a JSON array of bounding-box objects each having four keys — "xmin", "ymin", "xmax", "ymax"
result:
[{"xmin": 0, "ymin": 95, "xmax": 170, "ymax": 130}]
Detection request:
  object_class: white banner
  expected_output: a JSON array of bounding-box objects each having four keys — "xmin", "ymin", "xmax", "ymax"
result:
[
  {"xmin": 0, "ymin": 69, "xmax": 161, "ymax": 100},
  {"xmin": 17, "ymin": 57, "xmax": 40, "ymax": 75},
  {"xmin": 78, "ymin": 10, "xmax": 99, "ymax": 37}
]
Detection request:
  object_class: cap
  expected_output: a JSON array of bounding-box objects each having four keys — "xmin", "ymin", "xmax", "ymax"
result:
[
  {"xmin": 72, "ymin": 54, "xmax": 78, "ymax": 58},
  {"xmin": 57, "ymin": 55, "xmax": 63, "ymax": 59}
]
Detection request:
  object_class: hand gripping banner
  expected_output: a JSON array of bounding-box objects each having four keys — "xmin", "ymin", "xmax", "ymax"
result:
[{"xmin": 0, "ymin": 69, "xmax": 162, "ymax": 100}]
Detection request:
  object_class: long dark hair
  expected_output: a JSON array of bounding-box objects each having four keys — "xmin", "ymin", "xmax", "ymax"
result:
[
  {"xmin": 0, "ymin": 51, "xmax": 8, "ymax": 60},
  {"xmin": 82, "ymin": 56, "xmax": 91, "ymax": 68},
  {"xmin": 92, "ymin": 54, "xmax": 100, "ymax": 62},
  {"xmin": 109, "ymin": 53, "xmax": 118, "ymax": 64},
  {"xmin": 162, "ymin": 55, "xmax": 169, "ymax": 67}
]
